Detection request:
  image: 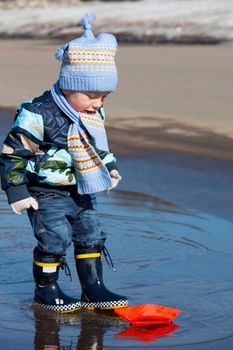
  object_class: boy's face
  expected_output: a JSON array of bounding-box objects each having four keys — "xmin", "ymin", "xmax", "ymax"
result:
[{"xmin": 62, "ymin": 90, "xmax": 109, "ymax": 113}]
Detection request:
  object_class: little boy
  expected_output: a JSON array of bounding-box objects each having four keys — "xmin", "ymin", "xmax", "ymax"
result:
[{"xmin": 0, "ymin": 13, "xmax": 128, "ymax": 313}]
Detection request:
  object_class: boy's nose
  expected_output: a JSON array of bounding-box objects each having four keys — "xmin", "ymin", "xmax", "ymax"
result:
[{"xmin": 92, "ymin": 98, "xmax": 103, "ymax": 109}]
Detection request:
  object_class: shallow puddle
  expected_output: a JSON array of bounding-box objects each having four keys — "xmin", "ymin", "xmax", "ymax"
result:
[{"xmin": 0, "ymin": 188, "xmax": 233, "ymax": 349}]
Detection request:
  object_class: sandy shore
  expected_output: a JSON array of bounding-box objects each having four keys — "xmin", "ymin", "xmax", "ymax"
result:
[{"xmin": 0, "ymin": 39, "xmax": 233, "ymax": 160}]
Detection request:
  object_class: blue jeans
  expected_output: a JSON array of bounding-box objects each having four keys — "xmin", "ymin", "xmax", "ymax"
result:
[{"xmin": 27, "ymin": 191, "xmax": 106, "ymax": 256}]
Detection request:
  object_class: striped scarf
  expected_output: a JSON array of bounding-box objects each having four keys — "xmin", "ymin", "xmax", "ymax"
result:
[{"xmin": 51, "ymin": 81, "xmax": 112, "ymax": 194}]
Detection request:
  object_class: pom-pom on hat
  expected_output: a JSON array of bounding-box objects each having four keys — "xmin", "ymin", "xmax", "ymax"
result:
[{"xmin": 55, "ymin": 13, "xmax": 118, "ymax": 92}]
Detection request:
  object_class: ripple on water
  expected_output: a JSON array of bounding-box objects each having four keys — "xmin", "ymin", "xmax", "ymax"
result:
[{"xmin": 0, "ymin": 189, "xmax": 233, "ymax": 348}]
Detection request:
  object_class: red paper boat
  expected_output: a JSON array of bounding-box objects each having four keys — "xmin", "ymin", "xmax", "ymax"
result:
[
  {"xmin": 116, "ymin": 323, "xmax": 180, "ymax": 343},
  {"xmin": 114, "ymin": 304, "xmax": 181, "ymax": 326}
]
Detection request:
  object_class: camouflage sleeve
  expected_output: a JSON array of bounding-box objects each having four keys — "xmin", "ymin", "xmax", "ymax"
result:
[
  {"xmin": 0, "ymin": 104, "xmax": 44, "ymax": 203},
  {"xmin": 97, "ymin": 149, "xmax": 119, "ymax": 173}
]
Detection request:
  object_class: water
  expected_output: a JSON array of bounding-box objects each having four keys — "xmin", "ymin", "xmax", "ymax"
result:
[
  {"xmin": 1, "ymin": 110, "xmax": 233, "ymax": 348},
  {"xmin": 0, "ymin": 183, "xmax": 233, "ymax": 349}
]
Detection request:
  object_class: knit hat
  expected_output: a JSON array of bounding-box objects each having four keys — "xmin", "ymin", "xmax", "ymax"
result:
[{"xmin": 55, "ymin": 13, "xmax": 118, "ymax": 92}]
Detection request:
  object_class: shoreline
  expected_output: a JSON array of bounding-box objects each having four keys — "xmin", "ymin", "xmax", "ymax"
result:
[
  {"xmin": 108, "ymin": 118, "xmax": 233, "ymax": 161},
  {"xmin": 0, "ymin": 33, "xmax": 226, "ymax": 45}
]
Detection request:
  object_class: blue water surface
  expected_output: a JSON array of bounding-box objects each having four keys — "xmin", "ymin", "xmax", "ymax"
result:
[{"xmin": 0, "ymin": 153, "xmax": 233, "ymax": 350}]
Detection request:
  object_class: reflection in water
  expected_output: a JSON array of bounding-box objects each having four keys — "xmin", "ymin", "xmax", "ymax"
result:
[
  {"xmin": 116, "ymin": 323, "xmax": 180, "ymax": 343},
  {"xmin": 33, "ymin": 308, "xmax": 119, "ymax": 350},
  {"xmin": 33, "ymin": 307, "xmax": 179, "ymax": 349},
  {"xmin": 76, "ymin": 311, "xmax": 110, "ymax": 350},
  {"xmin": 34, "ymin": 308, "xmax": 65, "ymax": 350}
]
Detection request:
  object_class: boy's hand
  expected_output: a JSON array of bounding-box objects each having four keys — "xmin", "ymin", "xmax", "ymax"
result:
[
  {"xmin": 109, "ymin": 170, "xmax": 122, "ymax": 190},
  {"xmin": 11, "ymin": 197, "xmax": 39, "ymax": 215}
]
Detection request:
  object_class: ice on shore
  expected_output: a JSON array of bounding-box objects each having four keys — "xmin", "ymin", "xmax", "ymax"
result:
[{"xmin": 0, "ymin": 0, "xmax": 233, "ymax": 43}]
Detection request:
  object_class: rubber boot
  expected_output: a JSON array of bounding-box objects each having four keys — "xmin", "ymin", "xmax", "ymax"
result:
[
  {"xmin": 74, "ymin": 245, "xmax": 128, "ymax": 310},
  {"xmin": 33, "ymin": 248, "xmax": 81, "ymax": 313}
]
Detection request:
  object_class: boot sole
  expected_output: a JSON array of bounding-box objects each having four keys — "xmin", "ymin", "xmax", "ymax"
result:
[
  {"xmin": 81, "ymin": 300, "xmax": 128, "ymax": 310},
  {"xmin": 34, "ymin": 302, "xmax": 82, "ymax": 313}
]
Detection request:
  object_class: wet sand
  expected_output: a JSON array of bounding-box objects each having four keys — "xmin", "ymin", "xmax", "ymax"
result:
[{"xmin": 0, "ymin": 40, "xmax": 233, "ymax": 349}]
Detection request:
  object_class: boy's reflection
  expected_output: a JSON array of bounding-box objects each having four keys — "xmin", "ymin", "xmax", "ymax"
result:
[
  {"xmin": 33, "ymin": 308, "xmax": 115, "ymax": 350},
  {"xmin": 34, "ymin": 307, "xmax": 73, "ymax": 349}
]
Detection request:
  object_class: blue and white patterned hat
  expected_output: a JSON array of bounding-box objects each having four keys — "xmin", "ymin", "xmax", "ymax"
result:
[{"xmin": 55, "ymin": 13, "xmax": 118, "ymax": 92}]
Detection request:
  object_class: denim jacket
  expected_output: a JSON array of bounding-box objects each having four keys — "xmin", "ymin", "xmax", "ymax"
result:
[{"xmin": 0, "ymin": 91, "xmax": 117, "ymax": 204}]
